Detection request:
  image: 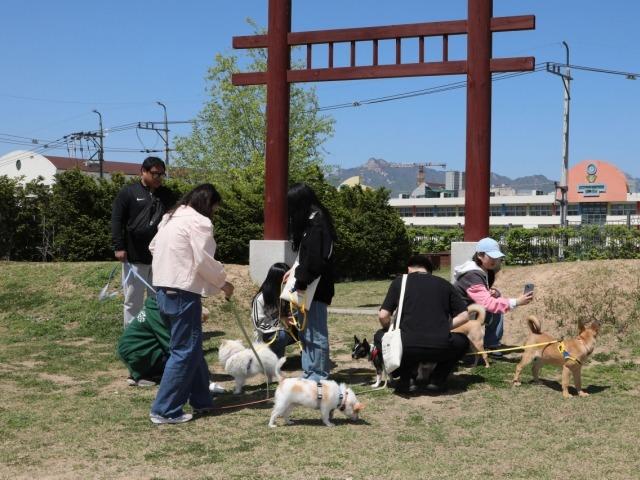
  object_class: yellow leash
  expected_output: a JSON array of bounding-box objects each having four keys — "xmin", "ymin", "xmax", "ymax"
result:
[{"xmin": 467, "ymin": 340, "xmax": 559, "ymax": 356}]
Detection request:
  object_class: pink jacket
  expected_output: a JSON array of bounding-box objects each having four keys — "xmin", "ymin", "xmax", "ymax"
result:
[{"xmin": 149, "ymin": 205, "xmax": 227, "ymax": 296}]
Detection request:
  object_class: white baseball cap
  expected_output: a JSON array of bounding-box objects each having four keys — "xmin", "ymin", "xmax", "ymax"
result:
[{"xmin": 475, "ymin": 237, "xmax": 505, "ymax": 259}]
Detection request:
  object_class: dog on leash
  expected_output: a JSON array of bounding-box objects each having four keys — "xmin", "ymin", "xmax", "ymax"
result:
[
  {"xmin": 352, "ymin": 304, "xmax": 488, "ymax": 386},
  {"xmin": 512, "ymin": 316, "xmax": 600, "ymax": 398},
  {"xmin": 452, "ymin": 304, "xmax": 488, "ymax": 367},
  {"xmin": 352, "ymin": 333, "xmax": 387, "ymax": 387},
  {"xmin": 218, "ymin": 339, "xmax": 285, "ymax": 394},
  {"xmin": 269, "ymin": 377, "xmax": 364, "ymax": 427}
]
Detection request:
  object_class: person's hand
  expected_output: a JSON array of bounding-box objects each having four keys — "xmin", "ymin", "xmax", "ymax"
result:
[
  {"xmin": 114, "ymin": 250, "xmax": 127, "ymax": 262},
  {"xmin": 282, "ymin": 268, "xmax": 293, "ymax": 283},
  {"xmin": 516, "ymin": 291, "xmax": 534, "ymax": 306},
  {"xmin": 221, "ymin": 281, "xmax": 234, "ymax": 300},
  {"xmin": 490, "ymin": 287, "xmax": 501, "ymax": 298}
]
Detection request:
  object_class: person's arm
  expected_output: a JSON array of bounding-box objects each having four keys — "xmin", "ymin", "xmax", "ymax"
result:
[
  {"xmin": 467, "ymin": 285, "xmax": 532, "ymax": 313},
  {"xmin": 378, "ymin": 277, "xmax": 401, "ymax": 330},
  {"xmin": 449, "ymin": 286, "xmax": 471, "ymax": 328},
  {"xmin": 111, "ymin": 187, "xmax": 129, "ymax": 261},
  {"xmin": 252, "ymin": 294, "xmax": 276, "ymax": 331},
  {"xmin": 294, "ymin": 221, "xmax": 331, "ymax": 290},
  {"xmin": 378, "ymin": 308, "xmax": 392, "ymax": 329},
  {"xmin": 190, "ymin": 219, "xmax": 232, "ymax": 296}
]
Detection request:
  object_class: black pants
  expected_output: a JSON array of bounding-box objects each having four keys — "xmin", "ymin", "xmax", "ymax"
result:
[{"xmin": 397, "ymin": 333, "xmax": 470, "ymax": 386}]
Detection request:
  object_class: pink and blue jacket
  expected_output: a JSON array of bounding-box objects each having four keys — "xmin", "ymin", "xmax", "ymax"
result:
[{"xmin": 453, "ymin": 260, "xmax": 517, "ymax": 314}]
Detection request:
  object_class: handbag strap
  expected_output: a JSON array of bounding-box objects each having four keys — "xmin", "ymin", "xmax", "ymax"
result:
[{"xmin": 390, "ymin": 274, "xmax": 408, "ymax": 332}]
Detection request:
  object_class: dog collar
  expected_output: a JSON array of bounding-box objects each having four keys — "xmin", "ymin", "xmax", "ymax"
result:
[
  {"xmin": 558, "ymin": 341, "xmax": 582, "ymax": 365},
  {"xmin": 370, "ymin": 347, "xmax": 379, "ymax": 362}
]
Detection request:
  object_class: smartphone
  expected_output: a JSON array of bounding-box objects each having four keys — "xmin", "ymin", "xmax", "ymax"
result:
[{"xmin": 524, "ymin": 283, "xmax": 535, "ymax": 295}]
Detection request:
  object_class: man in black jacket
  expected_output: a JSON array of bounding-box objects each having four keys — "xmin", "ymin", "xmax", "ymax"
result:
[{"xmin": 111, "ymin": 157, "xmax": 175, "ymax": 328}]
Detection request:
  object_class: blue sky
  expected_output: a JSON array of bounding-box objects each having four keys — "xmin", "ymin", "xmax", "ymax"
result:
[{"xmin": 1, "ymin": 1, "xmax": 638, "ymax": 180}]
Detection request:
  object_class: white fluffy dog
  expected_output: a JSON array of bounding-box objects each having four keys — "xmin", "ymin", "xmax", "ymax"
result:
[
  {"xmin": 218, "ymin": 339, "xmax": 285, "ymax": 394},
  {"xmin": 269, "ymin": 377, "xmax": 364, "ymax": 428}
]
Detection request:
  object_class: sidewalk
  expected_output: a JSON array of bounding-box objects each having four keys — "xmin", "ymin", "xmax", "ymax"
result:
[{"xmin": 328, "ymin": 307, "xmax": 378, "ymax": 316}]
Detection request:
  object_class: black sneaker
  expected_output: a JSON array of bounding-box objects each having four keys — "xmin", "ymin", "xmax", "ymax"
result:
[
  {"xmin": 423, "ymin": 383, "xmax": 447, "ymax": 394},
  {"xmin": 393, "ymin": 379, "xmax": 411, "ymax": 395}
]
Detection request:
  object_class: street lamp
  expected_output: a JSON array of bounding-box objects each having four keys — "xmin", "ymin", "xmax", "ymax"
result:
[{"xmin": 92, "ymin": 109, "xmax": 104, "ymax": 179}]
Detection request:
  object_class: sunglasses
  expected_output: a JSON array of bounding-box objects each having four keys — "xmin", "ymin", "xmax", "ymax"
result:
[{"xmin": 149, "ymin": 171, "xmax": 166, "ymax": 178}]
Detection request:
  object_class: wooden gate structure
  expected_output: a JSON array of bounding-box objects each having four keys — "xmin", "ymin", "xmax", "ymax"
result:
[{"xmin": 232, "ymin": 0, "xmax": 535, "ymax": 241}]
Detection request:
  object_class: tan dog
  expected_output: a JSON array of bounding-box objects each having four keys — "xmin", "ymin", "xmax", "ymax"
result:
[
  {"xmin": 513, "ymin": 316, "xmax": 600, "ymax": 398},
  {"xmin": 269, "ymin": 378, "xmax": 364, "ymax": 427},
  {"xmin": 452, "ymin": 304, "xmax": 488, "ymax": 367}
]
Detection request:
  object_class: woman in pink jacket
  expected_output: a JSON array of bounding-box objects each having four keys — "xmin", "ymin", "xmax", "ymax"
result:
[
  {"xmin": 453, "ymin": 237, "xmax": 533, "ymax": 354},
  {"xmin": 148, "ymin": 184, "xmax": 234, "ymax": 424}
]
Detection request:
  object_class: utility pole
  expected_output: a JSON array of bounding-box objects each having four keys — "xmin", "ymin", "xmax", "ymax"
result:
[
  {"xmin": 156, "ymin": 101, "xmax": 169, "ymax": 168},
  {"xmin": 546, "ymin": 42, "xmax": 571, "ymax": 227},
  {"xmin": 92, "ymin": 109, "xmax": 104, "ymax": 179}
]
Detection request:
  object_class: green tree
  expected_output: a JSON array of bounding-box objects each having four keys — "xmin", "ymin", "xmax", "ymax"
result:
[
  {"xmin": 172, "ymin": 43, "xmax": 334, "ymax": 263},
  {"xmin": 0, "ymin": 175, "xmax": 21, "ymax": 259},
  {"xmin": 49, "ymin": 169, "xmax": 124, "ymax": 261},
  {"xmin": 329, "ymin": 186, "xmax": 411, "ymax": 279}
]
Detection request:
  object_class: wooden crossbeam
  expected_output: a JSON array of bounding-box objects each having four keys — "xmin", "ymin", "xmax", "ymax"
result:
[
  {"xmin": 232, "ymin": 57, "xmax": 534, "ymax": 85},
  {"xmin": 232, "ymin": 15, "xmax": 534, "ymax": 49}
]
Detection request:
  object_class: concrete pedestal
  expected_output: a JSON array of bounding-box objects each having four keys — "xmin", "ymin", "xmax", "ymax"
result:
[
  {"xmin": 450, "ymin": 241, "xmax": 478, "ymax": 282},
  {"xmin": 249, "ymin": 239, "xmax": 297, "ymax": 286}
]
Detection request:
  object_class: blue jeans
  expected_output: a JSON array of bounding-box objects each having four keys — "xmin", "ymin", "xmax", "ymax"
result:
[
  {"xmin": 299, "ymin": 301, "xmax": 330, "ymax": 382},
  {"xmin": 484, "ymin": 312, "xmax": 504, "ymax": 348},
  {"xmin": 151, "ymin": 288, "xmax": 213, "ymax": 418},
  {"xmin": 262, "ymin": 330, "xmax": 295, "ymax": 358}
]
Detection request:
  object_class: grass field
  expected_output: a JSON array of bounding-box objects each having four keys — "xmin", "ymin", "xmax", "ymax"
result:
[{"xmin": 1, "ymin": 260, "xmax": 639, "ymax": 479}]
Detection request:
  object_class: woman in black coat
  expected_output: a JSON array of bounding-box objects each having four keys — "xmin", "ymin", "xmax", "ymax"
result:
[{"xmin": 286, "ymin": 183, "xmax": 337, "ymax": 381}]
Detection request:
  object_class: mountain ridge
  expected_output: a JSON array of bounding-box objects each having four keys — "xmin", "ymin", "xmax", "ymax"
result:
[{"xmin": 327, "ymin": 157, "xmax": 640, "ymax": 196}]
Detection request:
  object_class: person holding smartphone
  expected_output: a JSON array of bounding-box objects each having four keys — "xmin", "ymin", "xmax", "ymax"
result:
[{"xmin": 453, "ymin": 238, "xmax": 533, "ymax": 354}]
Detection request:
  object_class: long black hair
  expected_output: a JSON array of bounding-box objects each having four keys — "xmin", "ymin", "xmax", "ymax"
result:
[
  {"xmin": 287, "ymin": 183, "xmax": 336, "ymax": 251},
  {"xmin": 472, "ymin": 252, "xmax": 496, "ymax": 288},
  {"xmin": 255, "ymin": 262, "xmax": 290, "ymax": 311},
  {"xmin": 170, "ymin": 183, "xmax": 221, "ymax": 219}
]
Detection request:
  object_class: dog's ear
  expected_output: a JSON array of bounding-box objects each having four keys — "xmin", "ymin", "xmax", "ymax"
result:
[
  {"xmin": 578, "ymin": 319, "xmax": 586, "ymax": 333},
  {"xmin": 354, "ymin": 335, "xmax": 360, "ymax": 345},
  {"xmin": 590, "ymin": 320, "xmax": 601, "ymax": 333},
  {"xmin": 363, "ymin": 338, "xmax": 369, "ymax": 347},
  {"xmin": 354, "ymin": 402, "xmax": 365, "ymax": 412}
]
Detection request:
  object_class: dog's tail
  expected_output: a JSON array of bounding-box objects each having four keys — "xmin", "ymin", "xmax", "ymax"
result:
[
  {"xmin": 467, "ymin": 304, "xmax": 486, "ymax": 325},
  {"xmin": 275, "ymin": 356, "xmax": 287, "ymax": 382},
  {"xmin": 527, "ymin": 316, "xmax": 542, "ymax": 334}
]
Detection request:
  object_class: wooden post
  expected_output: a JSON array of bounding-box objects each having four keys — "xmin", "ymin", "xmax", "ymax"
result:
[
  {"xmin": 464, "ymin": 0, "xmax": 492, "ymax": 241},
  {"xmin": 265, "ymin": 0, "xmax": 291, "ymax": 240}
]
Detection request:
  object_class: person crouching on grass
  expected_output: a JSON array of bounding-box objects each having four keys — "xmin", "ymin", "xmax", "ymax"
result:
[
  {"xmin": 148, "ymin": 183, "xmax": 234, "ymax": 425},
  {"xmin": 252, "ymin": 262, "xmax": 297, "ymax": 358},
  {"xmin": 379, "ymin": 255, "xmax": 471, "ymax": 395}
]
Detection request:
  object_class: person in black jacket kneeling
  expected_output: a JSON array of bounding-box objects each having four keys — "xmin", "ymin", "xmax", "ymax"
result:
[{"xmin": 285, "ymin": 183, "xmax": 337, "ymax": 382}]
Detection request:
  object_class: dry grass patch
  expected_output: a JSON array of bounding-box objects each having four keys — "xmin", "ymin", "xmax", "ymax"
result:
[{"xmin": 1, "ymin": 260, "xmax": 639, "ymax": 479}]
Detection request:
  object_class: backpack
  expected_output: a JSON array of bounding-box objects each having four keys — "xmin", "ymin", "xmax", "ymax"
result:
[{"xmin": 127, "ymin": 195, "xmax": 165, "ymax": 240}]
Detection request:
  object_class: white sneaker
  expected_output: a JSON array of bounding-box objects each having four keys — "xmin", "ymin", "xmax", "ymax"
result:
[
  {"xmin": 135, "ymin": 378, "xmax": 157, "ymax": 387},
  {"xmin": 149, "ymin": 413, "xmax": 193, "ymax": 425},
  {"xmin": 209, "ymin": 382, "xmax": 226, "ymax": 394}
]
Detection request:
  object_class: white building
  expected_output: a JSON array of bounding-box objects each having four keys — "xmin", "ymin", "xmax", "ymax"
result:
[
  {"xmin": 0, "ymin": 150, "xmax": 140, "ymax": 185},
  {"xmin": 391, "ymin": 160, "xmax": 640, "ymax": 228}
]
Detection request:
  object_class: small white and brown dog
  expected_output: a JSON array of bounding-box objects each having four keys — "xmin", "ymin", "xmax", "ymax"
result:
[
  {"xmin": 269, "ymin": 377, "xmax": 364, "ymax": 427},
  {"xmin": 218, "ymin": 339, "xmax": 285, "ymax": 394}
]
